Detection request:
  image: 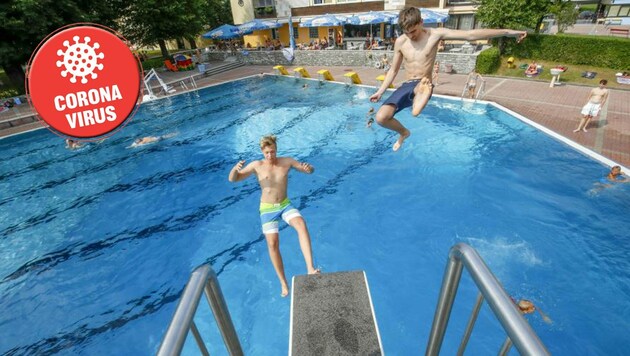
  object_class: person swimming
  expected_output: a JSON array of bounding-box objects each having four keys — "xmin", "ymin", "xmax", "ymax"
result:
[
  {"xmin": 590, "ymin": 165, "xmax": 629, "ymax": 194},
  {"xmin": 65, "ymin": 139, "xmax": 83, "ymax": 150},
  {"xmin": 130, "ymin": 132, "xmax": 177, "ymax": 148},
  {"xmin": 516, "ymin": 299, "xmax": 552, "ymax": 324}
]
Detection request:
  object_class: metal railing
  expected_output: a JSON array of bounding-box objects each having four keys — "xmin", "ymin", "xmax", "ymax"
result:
[
  {"xmin": 426, "ymin": 243, "xmax": 550, "ymax": 356},
  {"xmin": 158, "ymin": 264, "xmax": 243, "ymax": 356}
]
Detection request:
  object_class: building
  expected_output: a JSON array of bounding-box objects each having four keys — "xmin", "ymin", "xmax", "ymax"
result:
[
  {"xmin": 600, "ymin": 0, "xmax": 630, "ymax": 25},
  {"xmin": 228, "ymin": 0, "xmax": 479, "ymax": 48}
]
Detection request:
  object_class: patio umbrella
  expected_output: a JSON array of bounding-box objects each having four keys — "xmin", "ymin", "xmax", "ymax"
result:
[
  {"xmin": 238, "ymin": 19, "xmax": 282, "ymax": 33},
  {"xmin": 348, "ymin": 11, "xmax": 396, "ymax": 40},
  {"xmin": 289, "ymin": 13, "xmax": 295, "ymax": 49},
  {"xmin": 389, "ymin": 8, "xmax": 449, "ymax": 25},
  {"xmin": 299, "ymin": 14, "xmax": 347, "ymax": 27},
  {"xmin": 347, "ymin": 11, "xmax": 394, "ymax": 25},
  {"xmin": 202, "ymin": 24, "xmax": 246, "ymax": 40}
]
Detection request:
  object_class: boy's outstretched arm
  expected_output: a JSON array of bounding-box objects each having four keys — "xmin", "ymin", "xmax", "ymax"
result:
[
  {"xmin": 435, "ymin": 28, "xmax": 526, "ymax": 43},
  {"xmin": 228, "ymin": 160, "xmax": 257, "ymax": 182}
]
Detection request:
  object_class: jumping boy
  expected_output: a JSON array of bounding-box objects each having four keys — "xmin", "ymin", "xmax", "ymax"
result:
[
  {"xmin": 228, "ymin": 135, "xmax": 319, "ymax": 297},
  {"xmin": 370, "ymin": 7, "xmax": 527, "ymax": 151}
]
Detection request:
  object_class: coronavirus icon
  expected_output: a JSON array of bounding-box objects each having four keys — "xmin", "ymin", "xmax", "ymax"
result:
[
  {"xmin": 28, "ymin": 24, "xmax": 141, "ymax": 138},
  {"xmin": 56, "ymin": 35, "xmax": 105, "ymax": 84}
]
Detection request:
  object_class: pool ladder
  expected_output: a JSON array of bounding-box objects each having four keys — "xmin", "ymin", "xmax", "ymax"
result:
[
  {"xmin": 157, "ymin": 265, "xmax": 243, "ymax": 356},
  {"xmin": 158, "ymin": 243, "xmax": 549, "ymax": 355},
  {"xmin": 427, "ymin": 243, "xmax": 549, "ymax": 355}
]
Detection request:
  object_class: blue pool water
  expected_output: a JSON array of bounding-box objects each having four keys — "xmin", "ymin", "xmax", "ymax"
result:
[{"xmin": 1, "ymin": 76, "xmax": 629, "ymax": 355}]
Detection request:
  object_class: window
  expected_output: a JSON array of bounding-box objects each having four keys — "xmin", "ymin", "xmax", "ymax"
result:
[
  {"xmin": 459, "ymin": 15, "xmax": 475, "ymax": 30},
  {"xmin": 608, "ymin": 5, "xmax": 620, "ymax": 17},
  {"xmin": 293, "ymin": 26, "xmax": 299, "ymax": 39},
  {"xmin": 271, "ymin": 28, "xmax": 279, "ymax": 40},
  {"xmin": 255, "ymin": 0, "xmax": 273, "ymax": 7},
  {"xmin": 618, "ymin": 6, "xmax": 630, "ymax": 17},
  {"xmin": 446, "ymin": 15, "xmax": 458, "ymax": 29},
  {"xmin": 309, "ymin": 27, "xmax": 318, "ymax": 39}
]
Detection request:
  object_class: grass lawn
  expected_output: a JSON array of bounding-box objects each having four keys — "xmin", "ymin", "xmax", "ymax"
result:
[{"xmin": 494, "ymin": 56, "xmax": 628, "ymax": 89}]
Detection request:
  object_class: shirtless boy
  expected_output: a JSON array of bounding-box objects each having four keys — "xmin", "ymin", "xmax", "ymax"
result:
[
  {"xmin": 370, "ymin": 7, "xmax": 526, "ymax": 151},
  {"xmin": 228, "ymin": 135, "xmax": 319, "ymax": 297},
  {"xmin": 573, "ymin": 79, "xmax": 609, "ymax": 133}
]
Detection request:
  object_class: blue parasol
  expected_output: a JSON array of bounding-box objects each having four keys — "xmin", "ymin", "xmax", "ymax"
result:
[
  {"xmin": 289, "ymin": 13, "xmax": 295, "ymax": 50},
  {"xmin": 389, "ymin": 8, "xmax": 449, "ymax": 25},
  {"xmin": 202, "ymin": 24, "xmax": 246, "ymax": 40},
  {"xmin": 238, "ymin": 19, "xmax": 282, "ymax": 33},
  {"xmin": 300, "ymin": 14, "xmax": 347, "ymax": 27},
  {"xmin": 347, "ymin": 12, "xmax": 394, "ymax": 25}
]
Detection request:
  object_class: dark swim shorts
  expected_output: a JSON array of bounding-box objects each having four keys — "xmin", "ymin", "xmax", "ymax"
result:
[{"xmin": 382, "ymin": 79, "xmax": 420, "ymax": 114}]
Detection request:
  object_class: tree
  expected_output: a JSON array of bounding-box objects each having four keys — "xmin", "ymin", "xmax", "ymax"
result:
[
  {"xmin": 549, "ymin": 1, "xmax": 578, "ymax": 33},
  {"xmin": 117, "ymin": 0, "xmax": 214, "ymax": 59},
  {"xmin": 0, "ymin": 0, "xmax": 122, "ymax": 93},
  {"xmin": 474, "ymin": 0, "xmax": 550, "ymax": 52}
]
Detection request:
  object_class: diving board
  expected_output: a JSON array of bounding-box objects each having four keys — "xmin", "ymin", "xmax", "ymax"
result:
[{"xmin": 289, "ymin": 271, "xmax": 383, "ymax": 355}]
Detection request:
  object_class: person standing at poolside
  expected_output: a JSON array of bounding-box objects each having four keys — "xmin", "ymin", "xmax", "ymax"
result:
[
  {"xmin": 574, "ymin": 79, "xmax": 609, "ymax": 133},
  {"xmin": 369, "ymin": 7, "xmax": 526, "ymax": 151},
  {"xmin": 228, "ymin": 135, "xmax": 319, "ymax": 297}
]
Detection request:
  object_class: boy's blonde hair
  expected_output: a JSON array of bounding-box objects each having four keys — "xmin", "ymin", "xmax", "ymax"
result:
[
  {"xmin": 260, "ymin": 135, "xmax": 277, "ymax": 149},
  {"xmin": 398, "ymin": 7, "xmax": 423, "ymax": 32}
]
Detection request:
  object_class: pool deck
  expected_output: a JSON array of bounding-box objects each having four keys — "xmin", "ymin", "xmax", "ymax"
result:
[{"xmin": 2, "ymin": 64, "xmax": 629, "ymax": 168}]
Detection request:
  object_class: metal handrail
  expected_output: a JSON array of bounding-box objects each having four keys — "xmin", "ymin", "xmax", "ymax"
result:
[
  {"xmin": 426, "ymin": 243, "xmax": 550, "ymax": 356},
  {"xmin": 158, "ymin": 264, "xmax": 243, "ymax": 356}
]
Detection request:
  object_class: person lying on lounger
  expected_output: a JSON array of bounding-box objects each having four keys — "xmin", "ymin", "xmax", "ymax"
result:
[{"xmin": 525, "ymin": 62, "xmax": 539, "ymax": 76}]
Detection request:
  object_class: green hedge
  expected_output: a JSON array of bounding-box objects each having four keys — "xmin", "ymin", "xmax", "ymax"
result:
[
  {"xmin": 141, "ymin": 57, "xmax": 167, "ymax": 71},
  {"xmin": 502, "ymin": 33, "xmax": 630, "ymax": 70},
  {"xmin": 476, "ymin": 47, "xmax": 500, "ymax": 74}
]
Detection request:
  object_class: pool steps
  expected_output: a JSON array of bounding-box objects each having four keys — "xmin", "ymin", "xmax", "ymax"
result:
[{"xmin": 289, "ymin": 271, "xmax": 382, "ymax": 355}]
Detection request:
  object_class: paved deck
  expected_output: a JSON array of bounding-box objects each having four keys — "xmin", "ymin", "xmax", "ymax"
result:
[{"xmin": 2, "ymin": 64, "xmax": 628, "ymax": 168}]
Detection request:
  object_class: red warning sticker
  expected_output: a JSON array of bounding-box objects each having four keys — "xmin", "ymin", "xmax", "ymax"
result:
[{"xmin": 27, "ymin": 24, "xmax": 141, "ymax": 138}]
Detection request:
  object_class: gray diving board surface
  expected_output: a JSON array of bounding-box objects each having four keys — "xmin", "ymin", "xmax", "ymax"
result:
[{"xmin": 289, "ymin": 271, "xmax": 383, "ymax": 356}]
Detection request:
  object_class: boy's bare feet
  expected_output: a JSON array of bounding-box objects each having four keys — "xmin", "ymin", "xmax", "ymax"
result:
[
  {"xmin": 281, "ymin": 282, "xmax": 289, "ymax": 297},
  {"xmin": 393, "ymin": 129, "xmax": 410, "ymax": 151}
]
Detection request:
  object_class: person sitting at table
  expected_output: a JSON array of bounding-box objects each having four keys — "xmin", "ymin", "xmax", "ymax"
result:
[
  {"xmin": 525, "ymin": 61, "xmax": 539, "ymax": 76},
  {"xmin": 320, "ymin": 38, "xmax": 328, "ymax": 49},
  {"xmin": 437, "ymin": 39, "xmax": 445, "ymax": 52}
]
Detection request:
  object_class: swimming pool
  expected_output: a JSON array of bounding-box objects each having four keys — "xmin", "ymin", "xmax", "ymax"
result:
[{"xmin": 1, "ymin": 75, "xmax": 629, "ymax": 355}]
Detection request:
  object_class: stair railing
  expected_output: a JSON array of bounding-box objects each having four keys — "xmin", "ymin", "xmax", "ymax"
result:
[
  {"xmin": 157, "ymin": 264, "xmax": 243, "ymax": 356},
  {"xmin": 426, "ymin": 243, "xmax": 550, "ymax": 356}
]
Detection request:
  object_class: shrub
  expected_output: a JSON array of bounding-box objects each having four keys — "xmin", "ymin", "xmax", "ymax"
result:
[
  {"xmin": 141, "ymin": 58, "xmax": 167, "ymax": 71},
  {"xmin": 503, "ymin": 33, "xmax": 630, "ymax": 70},
  {"xmin": 476, "ymin": 47, "xmax": 500, "ymax": 74}
]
